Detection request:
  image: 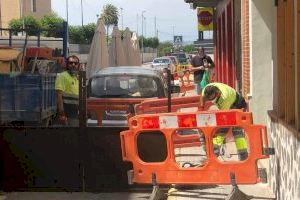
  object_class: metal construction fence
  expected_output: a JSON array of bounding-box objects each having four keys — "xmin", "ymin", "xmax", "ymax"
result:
[
  {"xmin": 0, "ymin": 21, "xmax": 68, "ymax": 59},
  {"xmin": 0, "ymin": 127, "xmax": 138, "ymax": 192}
]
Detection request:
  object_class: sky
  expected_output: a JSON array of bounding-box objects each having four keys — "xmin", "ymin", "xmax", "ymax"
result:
[{"xmin": 51, "ymin": 0, "xmax": 198, "ymax": 42}]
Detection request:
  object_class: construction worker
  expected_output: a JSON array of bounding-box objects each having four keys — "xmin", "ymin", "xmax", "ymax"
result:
[
  {"xmin": 200, "ymin": 82, "xmax": 248, "ymax": 161},
  {"xmin": 55, "ymin": 55, "xmax": 80, "ymax": 126}
]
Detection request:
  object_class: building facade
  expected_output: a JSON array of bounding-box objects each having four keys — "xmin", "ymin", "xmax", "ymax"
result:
[
  {"xmin": 186, "ymin": 0, "xmax": 300, "ymax": 199},
  {"xmin": 0, "ymin": 0, "xmax": 51, "ymax": 28}
]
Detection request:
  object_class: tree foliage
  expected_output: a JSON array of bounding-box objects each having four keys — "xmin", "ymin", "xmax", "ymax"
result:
[
  {"xmin": 40, "ymin": 13, "xmax": 64, "ymax": 37},
  {"xmin": 139, "ymin": 37, "xmax": 160, "ymax": 49},
  {"xmin": 69, "ymin": 26, "xmax": 85, "ymax": 44},
  {"xmin": 81, "ymin": 23, "xmax": 97, "ymax": 44},
  {"xmin": 182, "ymin": 44, "xmax": 194, "ymax": 53},
  {"xmin": 100, "ymin": 4, "xmax": 119, "ymax": 36},
  {"xmin": 68, "ymin": 23, "xmax": 97, "ymax": 44},
  {"xmin": 8, "ymin": 15, "xmax": 41, "ymax": 35},
  {"xmin": 8, "ymin": 18, "xmax": 22, "ymax": 35},
  {"xmin": 157, "ymin": 42, "xmax": 173, "ymax": 56}
]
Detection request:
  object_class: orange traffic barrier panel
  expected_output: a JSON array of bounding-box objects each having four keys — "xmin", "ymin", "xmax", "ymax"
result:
[
  {"xmin": 87, "ymin": 98, "xmax": 145, "ymax": 126},
  {"xmin": 176, "ymin": 64, "xmax": 192, "ymax": 72},
  {"xmin": 135, "ymin": 96, "xmax": 216, "ymax": 149},
  {"xmin": 120, "ymin": 110, "xmax": 272, "ymax": 185},
  {"xmin": 135, "ymin": 95, "xmax": 214, "ymax": 115}
]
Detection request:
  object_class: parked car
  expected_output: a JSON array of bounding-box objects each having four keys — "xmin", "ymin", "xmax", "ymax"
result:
[
  {"xmin": 87, "ymin": 66, "xmax": 180, "ymax": 127},
  {"xmin": 171, "ymin": 52, "xmax": 188, "ymax": 64},
  {"xmin": 151, "ymin": 57, "xmax": 176, "ymax": 74}
]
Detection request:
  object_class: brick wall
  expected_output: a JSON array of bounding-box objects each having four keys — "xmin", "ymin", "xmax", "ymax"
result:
[{"xmin": 241, "ymin": 0, "xmax": 250, "ymax": 99}]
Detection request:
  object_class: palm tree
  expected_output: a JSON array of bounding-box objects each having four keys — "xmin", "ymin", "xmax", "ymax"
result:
[{"xmin": 100, "ymin": 4, "xmax": 119, "ymax": 40}]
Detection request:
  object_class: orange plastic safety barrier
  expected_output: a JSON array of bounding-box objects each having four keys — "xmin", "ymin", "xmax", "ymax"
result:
[
  {"xmin": 87, "ymin": 98, "xmax": 146, "ymax": 126},
  {"xmin": 120, "ymin": 110, "xmax": 271, "ymax": 185},
  {"xmin": 135, "ymin": 95, "xmax": 213, "ymax": 115}
]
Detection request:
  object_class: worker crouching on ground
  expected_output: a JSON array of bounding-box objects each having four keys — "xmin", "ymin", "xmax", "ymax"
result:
[
  {"xmin": 200, "ymin": 82, "xmax": 248, "ymax": 161},
  {"xmin": 55, "ymin": 55, "xmax": 80, "ymax": 127}
]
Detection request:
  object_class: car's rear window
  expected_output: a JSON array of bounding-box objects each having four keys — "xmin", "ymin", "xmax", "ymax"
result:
[
  {"xmin": 172, "ymin": 53, "xmax": 186, "ymax": 58},
  {"xmin": 90, "ymin": 75, "xmax": 161, "ymax": 98},
  {"xmin": 153, "ymin": 59, "xmax": 170, "ymax": 64},
  {"xmin": 178, "ymin": 54, "xmax": 186, "ymax": 58}
]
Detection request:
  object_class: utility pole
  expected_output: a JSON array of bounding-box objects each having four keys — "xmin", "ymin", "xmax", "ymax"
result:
[
  {"xmin": 19, "ymin": 0, "xmax": 24, "ymax": 34},
  {"xmin": 172, "ymin": 25, "xmax": 175, "ymax": 45},
  {"xmin": 136, "ymin": 13, "xmax": 139, "ymax": 35},
  {"xmin": 144, "ymin": 17, "xmax": 146, "ymax": 37},
  {"xmin": 154, "ymin": 16, "xmax": 157, "ymax": 38},
  {"xmin": 80, "ymin": 0, "xmax": 84, "ymax": 27},
  {"xmin": 172, "ymin": 26, "xmax": 175, "ymax": 38},
  {"xmin": 66, "ymin": 0, "xmax": 69, "ymax": 25},
  {"xmin": 141, "ymin": 10, "xmax": 146, "ymax": 63},
  {"xmin": 120, "ymin": 7, "xmax": 123, "ymax": 30}
]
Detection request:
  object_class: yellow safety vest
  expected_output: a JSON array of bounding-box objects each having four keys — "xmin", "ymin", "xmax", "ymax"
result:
[
  {"xmin": 202, "ymin": 82, "xmax": 236, "ymax": 110},
  {"xmin": 55, "ymin": 71, "xmax": 79, "ymax": 118}
]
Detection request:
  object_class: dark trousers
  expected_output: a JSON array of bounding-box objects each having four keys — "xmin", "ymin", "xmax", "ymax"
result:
[{"xmin": 230, "ymin": 92, "xmax": 247, "ymax": 110}]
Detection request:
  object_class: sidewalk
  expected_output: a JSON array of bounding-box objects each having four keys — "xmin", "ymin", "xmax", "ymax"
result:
[{"xmin": 167, "ymin": 184, "xmax": 275, "ymax": 200}]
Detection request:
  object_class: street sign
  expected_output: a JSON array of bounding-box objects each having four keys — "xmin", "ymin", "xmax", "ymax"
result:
[
  {"xmin": 197, "ymin": 7, "xmax": 213, "ymax": 31},
  {"xmin": 173, "ymin": 36, "xmax": 183, "ymax": 45}
]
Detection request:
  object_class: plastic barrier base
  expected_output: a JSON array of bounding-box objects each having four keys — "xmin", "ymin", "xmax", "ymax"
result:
[{"xmin": 225, "ymin": 186, "xmax": 251, "ymax": 200}]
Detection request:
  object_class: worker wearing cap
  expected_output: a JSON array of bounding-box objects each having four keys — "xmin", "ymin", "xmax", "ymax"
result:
[
  {"xmin": 55, "ymin": 55, "xmax": 80, "ymax": 126},
  {"xmin": 200, "ymin": 82, "xmax": 248, "ymax": 161}
]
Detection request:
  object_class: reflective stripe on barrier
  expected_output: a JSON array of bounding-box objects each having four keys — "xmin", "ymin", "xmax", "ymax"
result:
[
  {"xmin": 131, "ymin": 110, "xmax": 252, "ymax": 130},
  {"xmin": 120, "ymin": 110, "xmax": 270, "ymax": 185}
]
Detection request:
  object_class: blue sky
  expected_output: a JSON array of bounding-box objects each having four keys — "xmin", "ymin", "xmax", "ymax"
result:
[{"xmin": 51, "ymin": 0, "xmax": 198, "ymax": 42}]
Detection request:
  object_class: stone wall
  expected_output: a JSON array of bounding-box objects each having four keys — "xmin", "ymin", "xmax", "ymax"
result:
[
  {"xmin": 267, "ymin": 113, "xmax": 300, "ymax": 200},
  {"xmin": 141, "ymin": 53, "xmax": 157, "ymax": 63}
]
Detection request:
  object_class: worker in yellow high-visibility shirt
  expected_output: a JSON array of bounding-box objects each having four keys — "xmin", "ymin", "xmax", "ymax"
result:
[
  {"xmin": 200, "ymin": 82, "xmax": 248, "ymax": 161},
  {"xmin": 55, "ymin": 55, "xmax": 80, "ymax": 127}
]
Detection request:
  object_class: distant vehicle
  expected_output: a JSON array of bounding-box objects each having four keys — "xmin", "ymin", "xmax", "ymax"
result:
[
  {"xmin": 171, "ymin": 52, "xmax": 188, "ymax": 64},
  {"xmin": 167, "ymin": 56, "xmax": 179, "ymax": 66},
  {"xmin": 87, "ymin": 66, "xmax": 180, "ymax": 127},
  {"xmin": 151, "ymin": 57, "xmax": 176, "ymax": 74}
]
